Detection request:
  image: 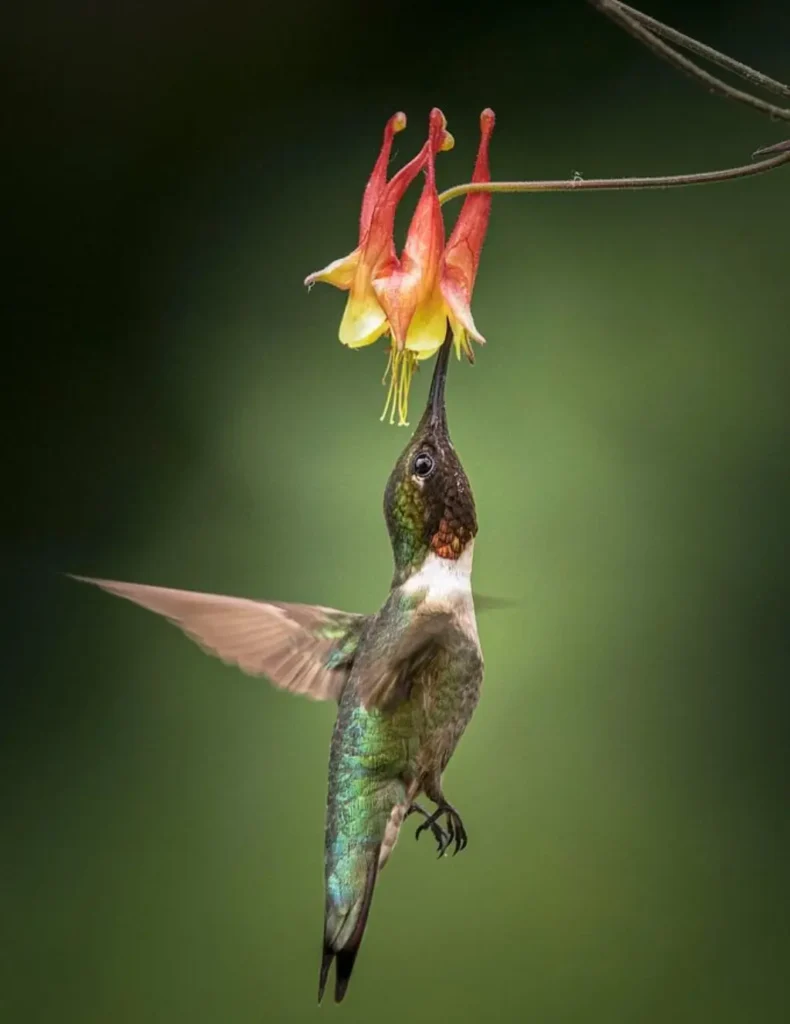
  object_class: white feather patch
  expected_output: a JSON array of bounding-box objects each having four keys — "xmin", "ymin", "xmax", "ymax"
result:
[{"xmin": 401, "ymin": 541, "xmax": 475, "ymax": 604}]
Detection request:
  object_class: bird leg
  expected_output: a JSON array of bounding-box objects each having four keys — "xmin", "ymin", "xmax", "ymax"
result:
[
  {"xmin": 406, "ymin": 802, "xmax": 452, "ymax": 856},
  {"xmin": 411, "ymin": 798, "xmax": 468, "ymax": 857}
]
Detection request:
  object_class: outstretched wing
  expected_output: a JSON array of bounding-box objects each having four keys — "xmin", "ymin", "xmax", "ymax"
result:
[{"xmin": 71, "ymin": 576, "xmax": 369, "ymax": 701}]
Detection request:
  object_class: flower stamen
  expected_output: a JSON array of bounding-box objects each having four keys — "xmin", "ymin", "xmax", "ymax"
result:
[{"xmin": 380, "ymin": 346, "xmax": 418, "ymax": 426}]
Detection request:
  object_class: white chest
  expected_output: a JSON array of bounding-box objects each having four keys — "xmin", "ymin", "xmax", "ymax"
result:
[
  {"xmin": 401, "ymin": 541, "xmax": 474, "ymax": 603},
  {"xmin": 399, "ymin": 544, "xmax": 479, "ymax": 646}
]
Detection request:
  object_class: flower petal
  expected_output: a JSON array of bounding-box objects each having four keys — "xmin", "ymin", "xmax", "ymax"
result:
[
  {"xmin": 373, "ymin": 108, "xmax": 452, "ymax": 349},
  {"xmin": 442, "ymin": 262, "xmax": 485, "ymax": 350},
  {"xmin": 362, "ymin": 121, "xmax": 438, "ymax": 276},
  {"xmin": 359, "ymin": 112, "xmax": 407, "ymax": 243},
  {"xmin": 404, "ymin": 284, "xmax": 448, "ymax": 358},
  {"xmin": 304, "ymin": 111, "xmax": 407, "ymax": 293},
  {"xmin": 440, "ymin": 108, "xmax": 495, "ymax": 357},
  {"xmin": 304, "ymin": 248, "xmax": 359, "ymax": 290},
  {"xmin": 338, "ymin": 288, "xmax": 388, "ymax": 348}
]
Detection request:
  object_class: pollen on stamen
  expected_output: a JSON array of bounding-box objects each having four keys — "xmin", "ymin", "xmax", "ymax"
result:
[{"xmin": 380, "ymin": 347, "xmax": 418, "ymax": 427}]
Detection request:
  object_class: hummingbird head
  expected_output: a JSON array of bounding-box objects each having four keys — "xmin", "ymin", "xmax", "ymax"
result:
[{"xmin": 383, "ymin": 328, "xmax": 477, "ymax": 585}]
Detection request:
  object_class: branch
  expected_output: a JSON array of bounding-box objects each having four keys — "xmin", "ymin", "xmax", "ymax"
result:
[{"xmin": 588, "ymin": 0, "xmax": 790, "ymax": 123}]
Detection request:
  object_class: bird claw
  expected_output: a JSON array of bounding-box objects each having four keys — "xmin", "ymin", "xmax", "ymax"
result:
[
  {"xmin": 406, "ymin": 803, "xmax": 450, "ymax": 855},
  {"xmin": 408, "ymin": 802, "xmax": 468, "ymax": 856}
]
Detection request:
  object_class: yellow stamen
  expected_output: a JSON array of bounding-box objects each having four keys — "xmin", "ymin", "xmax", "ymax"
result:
[
  {"xmin": 381, "ymin": 346, "xmax": 393, "ymax": 386},
  {"xmin": 380, "ymin": 347, "xmax": 419, "ymax": 426}
]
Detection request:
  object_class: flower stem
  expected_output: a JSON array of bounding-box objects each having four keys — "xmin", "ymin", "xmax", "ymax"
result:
[{"xmin": 438, "ymin": 148, "xmax": 790, "ymax": 206}]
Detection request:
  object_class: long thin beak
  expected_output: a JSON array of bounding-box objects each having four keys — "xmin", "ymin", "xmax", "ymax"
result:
[{"xmin": 426, "ymin": 323, "xmax": 453, "ymax": 430}]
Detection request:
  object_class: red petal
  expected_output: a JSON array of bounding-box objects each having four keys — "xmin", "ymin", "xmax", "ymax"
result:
[
  {"xmin": 359, "ymin": 112, "xmax": 407, "ymax": 243},
  {"xmin": 441, "ymin": 109, "xmax": 495, "ymax": 305},
  {"xmin": 373, "ymin": 109, "xmax": 450, "ymax": 348},
  {"xmin": 358, "ymin": 131, "xmax": 433, "ymax": 287}
]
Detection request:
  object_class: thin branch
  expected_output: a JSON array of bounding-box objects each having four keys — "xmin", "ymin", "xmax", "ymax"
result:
[
  {"xmin": 610, "ymin": 1, "xmax": 790, "ymax": 97},
  {"xmin": 437, "ymin": 148, "xmax": 790, "ymax": 206},
  {"xmin": 588, "ymin": 0, "xmax": 790, "ymax": 123},
  {"xmin": 753, "ymin": 138, "xmax": 790, "ymax": 157}
]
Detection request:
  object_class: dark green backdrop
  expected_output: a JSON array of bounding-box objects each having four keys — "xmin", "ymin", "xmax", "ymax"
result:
[{"xmin": 4, "ymin": 1, "xmax": 789, "ymax": 1021}]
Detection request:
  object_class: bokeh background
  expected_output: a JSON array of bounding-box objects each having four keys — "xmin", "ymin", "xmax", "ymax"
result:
[{"xmin": 4, "ymin": 1, "xmax": 790, "ymax": 1021}]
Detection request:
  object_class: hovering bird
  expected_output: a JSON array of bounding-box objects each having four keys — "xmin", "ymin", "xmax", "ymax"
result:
[{"xmin": 72, "ymin": 329, "xmax": 483, "ymax": 1003}]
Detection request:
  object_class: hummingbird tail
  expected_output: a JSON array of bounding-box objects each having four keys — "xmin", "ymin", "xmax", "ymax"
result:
[{"xmin": 317, "ymin": 845, "xmax": 381, "ymax": 1004}]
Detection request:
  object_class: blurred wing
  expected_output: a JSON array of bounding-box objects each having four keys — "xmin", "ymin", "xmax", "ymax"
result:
[
  {"xmin": 356, "ymin": 611, "xmax": 455, "ymax": 711},
  {"xmin": 472, "ymin": 592, "xmax": 518, "ymax": 613},
  {"xmin": 71, "ymin": 576, "xmax": 368, "ymax": 701},
  {"xmin": 357, "ymin": 595, "xmax": 504, "ymax": 710}
]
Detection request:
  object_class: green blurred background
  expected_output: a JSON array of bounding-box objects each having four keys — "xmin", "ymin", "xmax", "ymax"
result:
[{"xmin": 4, "ymin": 1, "xmax": 790, "ymax": 1021}]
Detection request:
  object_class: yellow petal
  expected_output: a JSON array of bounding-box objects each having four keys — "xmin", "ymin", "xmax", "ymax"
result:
[
  {"xmin": 404, "ymin": 288, "xmax": 448, "ymax": 358},
  {"xmin": 339, "ymin": 286, "xmax": 389, "ymax": 348},
  {"xmin": 304, "ymin": 248, "xmax": 359, "ymax": 291}
]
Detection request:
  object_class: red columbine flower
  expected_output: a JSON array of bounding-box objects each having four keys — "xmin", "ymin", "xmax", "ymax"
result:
[
  {"xmin": 306, "ymin": 107, "xmax": 495, "ymax": 425},
  {"xmin": 377, "ymin": 108, "xmax": 495, "ymax": 423}
]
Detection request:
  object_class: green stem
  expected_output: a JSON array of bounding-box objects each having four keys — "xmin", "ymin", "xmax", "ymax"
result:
[{"xmin": 438, "ymin": 148, "xmax": 790, "ymax": 205}]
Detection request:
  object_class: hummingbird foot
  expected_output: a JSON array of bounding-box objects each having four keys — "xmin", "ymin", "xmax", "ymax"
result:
[
  {"xmin": 411, "ymin": 802, "xmax": 468, "ymax": 857},
  {"xmin": 406, "ymin": 802, "xmax": 452, "ymax": 855}
]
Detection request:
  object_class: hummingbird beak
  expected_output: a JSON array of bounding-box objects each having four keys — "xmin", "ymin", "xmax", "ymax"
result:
[{"xmin": 426, "ymin": 322, "xmax": 452, "ymax": 432}]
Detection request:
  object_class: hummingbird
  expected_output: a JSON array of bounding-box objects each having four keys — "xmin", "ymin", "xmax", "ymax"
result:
[{"xmin": 71, "ymin": 329, "xmax": 483, "ymax": 1003}]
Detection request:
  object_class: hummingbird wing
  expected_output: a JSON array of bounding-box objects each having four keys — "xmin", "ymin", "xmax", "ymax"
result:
[
  {"xmin": 472, "ymin": 592, "xmax": 518, "ymax": 612},
  {"xmin": 70, "ymin": 576, "xmax": 368, "ymax": 701},
  {"xmin": 355, "ymin": 610, "xmax": 457, "ymax": 711}
]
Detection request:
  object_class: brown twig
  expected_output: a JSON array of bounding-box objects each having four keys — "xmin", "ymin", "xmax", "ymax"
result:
[{"xmin": 588, "ymin": 0, "xmax": 790, "ymax": 123}]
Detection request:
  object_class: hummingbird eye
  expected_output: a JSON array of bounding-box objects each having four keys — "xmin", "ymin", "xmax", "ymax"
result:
[{"xmin": 412, "ymin": 452, "xmax": 435, "ymax": 479}]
